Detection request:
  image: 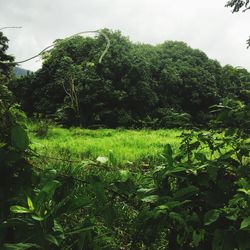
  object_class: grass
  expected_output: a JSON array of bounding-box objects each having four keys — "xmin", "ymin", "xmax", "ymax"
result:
[{"xmin": 28, "ymin": 124, "xmax": 183, "ymax": 167}]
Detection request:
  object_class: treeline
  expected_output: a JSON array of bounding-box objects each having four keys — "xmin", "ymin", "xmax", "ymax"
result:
[{"xmin": 11, "ymin": 29, "xmax": 250, "ymax": 128}]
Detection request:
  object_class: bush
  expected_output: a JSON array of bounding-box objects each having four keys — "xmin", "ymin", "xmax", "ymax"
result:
[{"xmin": 135, "ymin": 130, "xmax": 250, "ymax": 249}]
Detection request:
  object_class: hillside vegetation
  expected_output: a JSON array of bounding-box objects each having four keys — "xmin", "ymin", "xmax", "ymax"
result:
[
  {"xmin": 1, "ymin": 1, "xmax": 250, "ymax": 248},
  {"xmin": 11, "ymin": 29, "xmax": 250, "ymax": 128}
]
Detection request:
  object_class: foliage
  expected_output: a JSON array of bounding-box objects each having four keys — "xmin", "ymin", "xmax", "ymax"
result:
[
  {"xmin": 226, "ymin": 0, "xmax": 250, "ymax": 12},
  {"xmin": 10, "ymin": 29, "xmax": 250, "ymax": 128},
  {"xmin": 226, "ymin": 0, "xmax": 250, "ymax": 47},
  {"xmin": 2, "ymin": 3, "xmax": 250, "ymax": 248},
  {"xmin": 135, "ymin": 128, "xmax": 250, "ymax": 249},
  {"xmin": 32, "ymin": 114, "xmax": 50, "ymax": 138},
  {"xmin": 5, "ymin": 81, "xmax": 249, "ymax": 249},
  {"xmin": 0, "ymin": 31, "xmax": 15, "ymax": 76},
  {"xmin": 210, "ymin": 98, "xmax": 250, "ymax": 132}
]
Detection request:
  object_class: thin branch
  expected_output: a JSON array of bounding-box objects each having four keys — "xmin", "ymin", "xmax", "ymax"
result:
[
  {"xmin": 0, "ymin": 26, "xmax": 22, "ymax": 31},
  {"xmin": 15, "ymin": 44, "xmax": 54, "ymax": 64},
  {"xmin": 0, "ymin": 29, "xmax": 110, "ymax": 65}
]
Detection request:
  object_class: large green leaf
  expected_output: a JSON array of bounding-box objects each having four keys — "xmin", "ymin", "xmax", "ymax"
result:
[
  {"xmin": 11, "ymin": 125, "xmax": 29, "ymax": 151},
  {"xmin": 204, "ymin": 209, "xmax": 221, "ymax": 226},
  {"xmin": 240, "ymin": 216, "xmax": 250, "ymax": 230},
  {"xmin": 10, "ymin": 205, "xmax": 31, "ymax": 214}
]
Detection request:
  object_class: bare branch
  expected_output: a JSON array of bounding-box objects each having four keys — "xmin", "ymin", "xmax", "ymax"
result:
[
  {"xmin": 0, "ymin": 29, "xmax": 110, "ymax": 65},
  {"xmin": 0, "ymin": 26, "xmax": 22, "ymax": 31}
]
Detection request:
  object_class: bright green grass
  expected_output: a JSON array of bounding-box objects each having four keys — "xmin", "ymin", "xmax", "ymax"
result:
[{"xmin": 29, "ymin": 125, "xmax": 182, "ymax": 166}]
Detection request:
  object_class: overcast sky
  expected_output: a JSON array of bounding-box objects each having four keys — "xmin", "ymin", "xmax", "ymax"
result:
[{"xmin": 0, "ymin": 0, "xmax": 249, "ymax": 71}]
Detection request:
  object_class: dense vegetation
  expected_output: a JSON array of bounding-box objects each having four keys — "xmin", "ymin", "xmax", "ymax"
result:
[
  {"xmin": 0, "ymin": 1, "xmax": 250, "ymax": 249},
  {"xmin": 11, "ymin": 29, "xmax": 250, "ymax": 128}
]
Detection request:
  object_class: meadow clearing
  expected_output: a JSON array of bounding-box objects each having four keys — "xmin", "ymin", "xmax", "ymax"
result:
[{"xmin": 29, "ymin": 123, "xmax": 183, "ymax": 167}]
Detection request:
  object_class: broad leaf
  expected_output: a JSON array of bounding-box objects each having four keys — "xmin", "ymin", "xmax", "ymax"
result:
[
  {"xmin": 240, "ymin": 217, "xmax": 250, "ymax": 230},
  {"xmin": 204, "ymin": 209, "xmax": 221, "ymax": 225},
  {"xmin": 11, "ymin": 125, "xmax": 29, "ymax": 151}
]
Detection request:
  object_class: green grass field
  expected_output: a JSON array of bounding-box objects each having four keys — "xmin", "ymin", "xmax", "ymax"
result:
[{"xmin": 29, "ymin": 124, "xmax": 183, "ymax": 166}]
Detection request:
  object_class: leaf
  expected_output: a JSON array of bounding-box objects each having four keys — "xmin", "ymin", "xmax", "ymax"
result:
[
  {"xmin": 45, "ymin": 234, "xmax": 59, "ymax": 246},
  {"xmin": 164, "ymin": 167, "xmax": 186, "ymax": 176},
  {"xmin": 3, "ymin": 243, "xmax": 41, "ymax": 249},
  {"xmin": 27, "ymin": 197, "xmax": 34, "ymax": 211},
  {"xmin": 137, "ymin": 188, "xmax": 156, "ymax": 195},
  {"xmin": 163, "ymin": 144, "xmax": 173, "ymax": 167},
  {"xmin": 173, "ymin": 186, "xmax": 199, "ymax": 200},
  {"xmin": 11, "ymin": 125, "xmax": 29, "ymax": 151},
  {"xmin": 238, "ymin": 188, "xmax": 250, "ymax": 196},
  {"xmin": 204, "ymin": 209, "xmax": 221, "ymax": 225},
  {"xmin": 10, "ymin": 205, "xmax": 31, "ymax": 214},
  {"xmin": 141, "ymin": 195, "xmax": 159, "ymax": 204},
  {"xmin": 240, "ymin": 217, "xmax": 250, "ymax": 230},
  {"xmin": 53, "ymin": 220, "xmax": 65, "ymax": 240},
  {"xmin": 31, "ymin": 215, "xmax": 44, "ymax": 221}
]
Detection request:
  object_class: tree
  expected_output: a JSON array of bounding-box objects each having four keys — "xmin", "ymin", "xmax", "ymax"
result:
[
  {"xmin": 10, "ymin": 29, "xmax": 250, "ymax": 128},
  {"xmin": 226, "ymin": 0, "xmax": 250, "ymax": 12},
  {"xmin": 0, "ymin": 31, "xmax": 15, "ymax": 79},
  {"xmin": 226, "ymin": 0, "xmax": 250, "ymax": 47}
]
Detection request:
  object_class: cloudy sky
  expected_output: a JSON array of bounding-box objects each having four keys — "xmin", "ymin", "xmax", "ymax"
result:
[{"xmin": 0, "ymin": 0, "xmax": 249, "ymax": 71}]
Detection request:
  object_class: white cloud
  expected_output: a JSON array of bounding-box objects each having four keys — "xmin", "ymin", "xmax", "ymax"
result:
[{"xmin": 0, "ymin": 0, "xmax": 249, "ymax": 71}]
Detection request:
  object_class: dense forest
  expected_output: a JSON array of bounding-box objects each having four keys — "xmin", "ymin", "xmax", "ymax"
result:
[
  {"xmin": 10, "ymin": 29, "xmax": 250, "ymax": 128},
  {"xmin": 0, "ymin": 0, "xmax": 250, "ymax": 249}
]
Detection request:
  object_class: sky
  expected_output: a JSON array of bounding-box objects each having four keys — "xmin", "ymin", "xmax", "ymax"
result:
[{"xmin": 0, "ymin": 0, "xmax": 249, "ymax": 71}]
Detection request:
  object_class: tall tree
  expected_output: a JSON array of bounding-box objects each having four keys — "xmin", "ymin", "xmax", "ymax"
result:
[{"xmin": 0, "ymin": 31, "xmax": 14, "ymax": 77}]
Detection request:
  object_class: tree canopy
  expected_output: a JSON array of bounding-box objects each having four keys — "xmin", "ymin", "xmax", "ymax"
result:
[{"xmin": 10, "ymin": 29, "xmax": 250, "ymax": 128}]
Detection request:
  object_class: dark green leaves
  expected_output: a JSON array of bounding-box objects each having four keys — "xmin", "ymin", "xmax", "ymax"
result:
[{"xmin": 173, "ymin": 186, "xmax": 199, "ymax": 200}]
